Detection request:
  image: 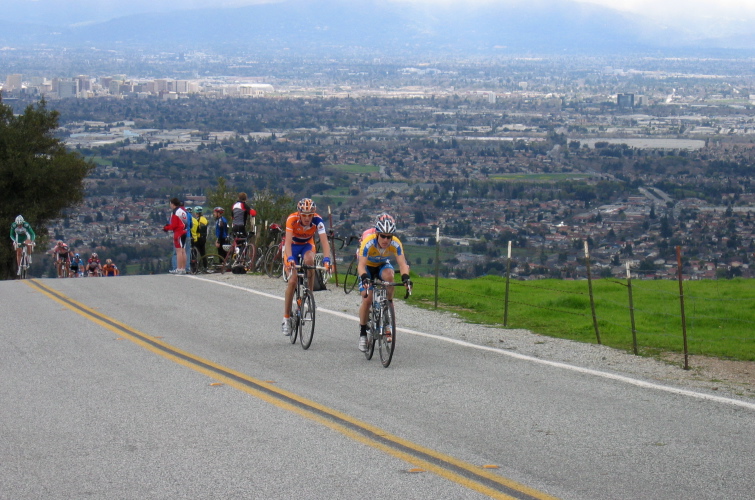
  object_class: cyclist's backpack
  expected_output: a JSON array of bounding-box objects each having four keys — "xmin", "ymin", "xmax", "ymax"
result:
[
  {"xmin": 231, "ymin": 264, "xmax": 246, "ymax": 274},
  {"xmin": 197, "ymin": 221, "xmax": 208, "ymax": 238}
]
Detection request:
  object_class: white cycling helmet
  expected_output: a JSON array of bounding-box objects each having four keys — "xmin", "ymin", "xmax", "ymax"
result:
[
  {"xmin": 375, "ymin": 217, "xmax": 396, "ymax": 235},
  {"xmin": 15, "ymin": 215, "xmax": 24, "ymax": 225}
]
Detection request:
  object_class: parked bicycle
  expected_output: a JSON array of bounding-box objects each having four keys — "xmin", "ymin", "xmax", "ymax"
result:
[
  {"xmin": 285, "ymin": 260, "xmax": 330, "ymax": 349},
  {"xmin": 222, "ymin": 231, "xmax": 256, "ymax": 274},
  {"xmin": 341, "ymin": 235, "xmax": 361, "ymax": 294},
  {"xmin": 265, "ymin": 235, "xmax": 285, "ymax": 279},
  {"xmin": 363, "ymin": 278, "xmax": 411, "ymax": 368}
]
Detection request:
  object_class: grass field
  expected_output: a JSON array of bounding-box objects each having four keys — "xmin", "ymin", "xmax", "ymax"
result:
[
  {"xmin": 402, "ymin": 275, "xmax": 755, "ymax": 362},
  {"xmin": 330, "ymin": 164, "xmax": 380, "ymax": 174},
  {"xmin": 489, "ymin": 173, "xmax": 594, "ymax": 181}
]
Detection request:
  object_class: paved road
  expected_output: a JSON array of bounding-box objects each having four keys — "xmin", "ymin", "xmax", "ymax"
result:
[{"xmin": 2, "ymin": 276, "xmax": 753, "ymax": 500}]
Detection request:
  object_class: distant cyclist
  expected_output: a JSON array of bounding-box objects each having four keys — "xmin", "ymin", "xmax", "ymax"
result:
[
  {"xmin": 86, "ymin": 252, "xmax": 103, "ymax": 277},
  {"xmin": 48, "ymin": 240, "xmax": 71, "ymax": 278},
  {"xmin": 70, "ymin": 253, "xmax": 83, "ymax": 277},
  {"xmin": 280, "ymin": 198, "xmax": 331, "ymax": 336},
  {"xmin": 10, "ymin": 215, "xmax": 36, "ymax": 275},
  {"xmin": 102, "ymin": 259, "xmax": 120, "ymax": 277}
]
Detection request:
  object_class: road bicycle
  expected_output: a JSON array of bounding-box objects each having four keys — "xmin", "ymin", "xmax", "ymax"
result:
[
  {"xmin": 265, "ymin": 236, "xmax": 285, "ymax": 279},
  {"xmin": 16, "ymin": 242, "xmax": 33, "ymax": 279},
  {"xmin": 340, "ymin": 235, "xmax": 361, "ymax": 294},
  {"xmin": 285, "ymin": 260, "xmax": 330, "ymax": 350},
  {"xmin": 56, "ymin": 255, "xmax": 70, "ymax": 278},
  {"xmin": 190, "ymin": 246, "xmax": 209, "ymax": 274},
  {"xmin": 221, "ymin": 232, "xmax": 256, "ymax": 274},
  {"xmin": 363, "ymin": 278, "xmax": 412, "ymax": 368}
]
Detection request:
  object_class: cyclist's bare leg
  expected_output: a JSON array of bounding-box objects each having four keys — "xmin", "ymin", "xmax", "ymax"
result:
[
  {"xmin": 381, "ymin": 268, "xmax": 396, "ymax": 301},
  {"xmin": 359, "ymin": 288, "xmax": 373, "ymax": 325},
  {"xmin": 303, "ymin": 249, "xmax": 316, "ymax": 291},
  {"xmin": 284, "ymin": 273, "xmax": 297, "ymax": 317}
]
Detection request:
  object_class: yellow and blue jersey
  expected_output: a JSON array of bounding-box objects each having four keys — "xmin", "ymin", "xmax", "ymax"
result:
[{"xmin": 358, "ymin": 232, "xmax": 404, "ymax": 268}]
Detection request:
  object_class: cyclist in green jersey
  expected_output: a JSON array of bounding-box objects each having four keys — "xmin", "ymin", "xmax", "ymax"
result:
[{"xmin": 10, "ymin": 215, "xmax": 36, "ymax": 274}]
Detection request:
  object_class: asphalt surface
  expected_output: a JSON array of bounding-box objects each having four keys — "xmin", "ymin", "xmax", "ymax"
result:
[{"xmin": 2, "ymin": 275, "xmax": 753, "ymax": 500}]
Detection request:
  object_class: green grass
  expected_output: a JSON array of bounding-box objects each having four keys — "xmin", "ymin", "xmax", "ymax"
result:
[
  {"xmin": 330, "ymin": 163, "xmax": 380, "ymax": 174},
  {"xmin": 489, "ymin": 173, "xmax": 594, "ymax": 181},
  {"xmin": 406, "ymin": 275, "xmax": 755, "ymax": 362}
]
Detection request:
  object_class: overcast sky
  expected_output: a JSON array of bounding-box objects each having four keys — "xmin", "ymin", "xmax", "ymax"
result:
[{"xmin": 6, "ymin": 0, "xmax": 755, "ymax": 26}]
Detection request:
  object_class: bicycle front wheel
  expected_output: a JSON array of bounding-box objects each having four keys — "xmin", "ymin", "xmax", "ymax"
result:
[
  {"xmin": 343, "ymin": 255, "xmax": 359, "ymax": 294},
  {"xmin": 244, "ymin": 244, "xmax": 256, "ymax": 272},
  {"xmin": 365, "ymin": 314, "xmax": 375, "ymax": 360},
  {"xmin": 290, "ymin": 293, "xmax": 300, "ymax": 344},
  {"xmin": 299, "ymin": 290, "xmax": 316, "ymax": 350},
  {"xmin": 378, "ymin": 302, "xmax": 396, "ymax": 367}
]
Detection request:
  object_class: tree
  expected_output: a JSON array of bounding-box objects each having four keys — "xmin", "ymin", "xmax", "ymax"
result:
[{"xmin": 0, "ymin": 98, "xmax": 94, "ymax": 279}]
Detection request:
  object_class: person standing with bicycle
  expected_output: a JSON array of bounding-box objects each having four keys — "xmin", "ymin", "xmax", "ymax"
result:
[
  {"xmin": 356, "ymin": 215, "xmax": 411, "ymax": 352},
  {"xmin": 281, "ymin": 198, "xmax": 331, "ymax": 336},
  {"xmin": 10, "ymin": 215, "xmax": 36, "ymax": 276},
  {"xmin": 232, "ymin": 192, "xmax": 257, "ymax": 239},
  {"xmin": 192, "ymin": 206, "xmax": 209, "ymax": 269},
  {"xmin": 213, "ymin": 207, "xmax": 229, "ymax": 261},
  {"xmin": 164, "ymin": 198, "xmax": 188, "ymax": 275}
]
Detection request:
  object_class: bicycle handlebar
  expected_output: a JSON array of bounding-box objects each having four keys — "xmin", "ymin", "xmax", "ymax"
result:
[{"xmin": 366, "ymin": 279, "xmax": 413, "ymax": 299}]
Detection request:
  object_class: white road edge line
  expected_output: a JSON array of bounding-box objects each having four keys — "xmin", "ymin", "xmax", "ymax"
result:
[{"xmin": 190, "ymin": 275, "xmax": 755, "ymax": 411}]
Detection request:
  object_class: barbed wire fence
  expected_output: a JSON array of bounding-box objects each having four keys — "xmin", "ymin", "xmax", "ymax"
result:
[{"xmin": 424, "ymin": 237, "xmax": 755, "ymax": 370}]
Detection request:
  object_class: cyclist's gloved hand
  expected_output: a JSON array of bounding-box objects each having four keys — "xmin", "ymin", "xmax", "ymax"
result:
[
  {"xmin": 360, "ymin": 273, "xmax": 370, "ymax": 288},
  {"xmin": 322, "ymin": 257, "xmax": 331, "ymax": 271},
  {"xmin": 286, "ymin": 256, "xmax": 296, "ymax": 268},
  {"xmin": 401, "ymin": 273, "xmax": 412, "ymax": 287}
]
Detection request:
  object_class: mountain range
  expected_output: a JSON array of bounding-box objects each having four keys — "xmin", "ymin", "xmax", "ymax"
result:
[{"xmin": 1, "ymin": 0, "xmax": 753, "ymax": 56}]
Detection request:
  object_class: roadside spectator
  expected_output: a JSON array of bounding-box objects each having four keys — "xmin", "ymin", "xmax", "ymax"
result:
[
  {"xmin": 192, "ymin": 206, "xmax": 209, "ymax": 269},
  {"xmin": 164, "ymin": 197, "xmax": 188, "ymax": 275},
  {"xmin": 214, "ymin": 207, "xmax": 229, "ymax": 260}
]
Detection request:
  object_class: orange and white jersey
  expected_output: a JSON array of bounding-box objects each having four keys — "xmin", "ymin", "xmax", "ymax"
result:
[{"xmin": 285, "ymin": 212, "xmax": 327, "ymax": 246}]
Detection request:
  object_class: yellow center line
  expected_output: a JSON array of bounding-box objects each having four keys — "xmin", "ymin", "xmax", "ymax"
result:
[{"xmin": 26, "ymin": 279, "xmax": 558, "ymax": 500}]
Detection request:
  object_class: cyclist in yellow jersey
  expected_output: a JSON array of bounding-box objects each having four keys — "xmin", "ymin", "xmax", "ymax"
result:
[{"xmin": 356, "ymin": 213, "xmax": 411, "ymax": 352}]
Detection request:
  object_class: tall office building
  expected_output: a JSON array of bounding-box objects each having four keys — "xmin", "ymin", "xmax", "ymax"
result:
[
  {"xmin": 4, "ymin": 74, "xmax": 23, "ymax": 91},
  {"xmin": 617, "ymin": 93, "xmax": 635, "ymax": 109},
  {"xmin": 58, "ymin": 79, "xmax": 79, "ymax": 99}
]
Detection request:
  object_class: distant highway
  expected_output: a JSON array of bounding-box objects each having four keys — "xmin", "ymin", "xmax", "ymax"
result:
[{"xmin": 2, "ymin": 276, "xmax": 753, "ymax": 500}]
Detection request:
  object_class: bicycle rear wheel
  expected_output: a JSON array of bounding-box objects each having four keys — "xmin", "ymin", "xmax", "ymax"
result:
[
  {"xmin": 343, "ymin": 255, "xmax": 359, "ymax": 294},
  {"xmin": 244, "ymin": 244, "xmax": 256, "ymax": 272},
  {"xmin": 190, "ymin": 247, "xmax": 200, "ymax": 274},
  {"xmin": 299, "ymin": 290, "xmax": 316, "ymax": 350},
  {"xmin": 267, "ymin": 248, "xmax": 283, "ymax": 279},
  {"xmin": 378, "ymin": 302, "xmax": 396, "ymax": 367}
]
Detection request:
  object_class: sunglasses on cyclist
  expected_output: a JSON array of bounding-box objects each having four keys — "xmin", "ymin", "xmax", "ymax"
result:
[{"xmin": 378, "ymin": 233, "xmax": 393, "ymax": 240}]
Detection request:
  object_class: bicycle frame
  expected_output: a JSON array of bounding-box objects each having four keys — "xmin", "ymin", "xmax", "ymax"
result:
[
  {"xmin": 288, "ymin": 261, "xmax": 327, "ymax": 350},
  {"xmin": 365, "ymin": 279, "xmax": 411, "ymax": 368}
]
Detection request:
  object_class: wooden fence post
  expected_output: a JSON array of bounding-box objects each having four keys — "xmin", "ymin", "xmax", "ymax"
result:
[
  {"xmin": 434, "ymin": 227, "xmax": 440, "ymax": 309},
  {"xmin": 585, "ymin": 240, "xmax": 601, "ymax": 344},
  {"xmin": 676, "ymin": 246, "xmax": 690, "ymax": 370},
  {"xmin": 504, "ymin": 240, "xmax": 511, "ymax": 327},
  {"xmin": 626, "ymin": 262, "xmax": 638, "ymax": 355}
]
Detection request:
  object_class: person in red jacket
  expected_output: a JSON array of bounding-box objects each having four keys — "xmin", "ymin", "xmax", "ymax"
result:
[{"xmin": 164, "ymin": 197, "xmax": 188, "ymax": 274}]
